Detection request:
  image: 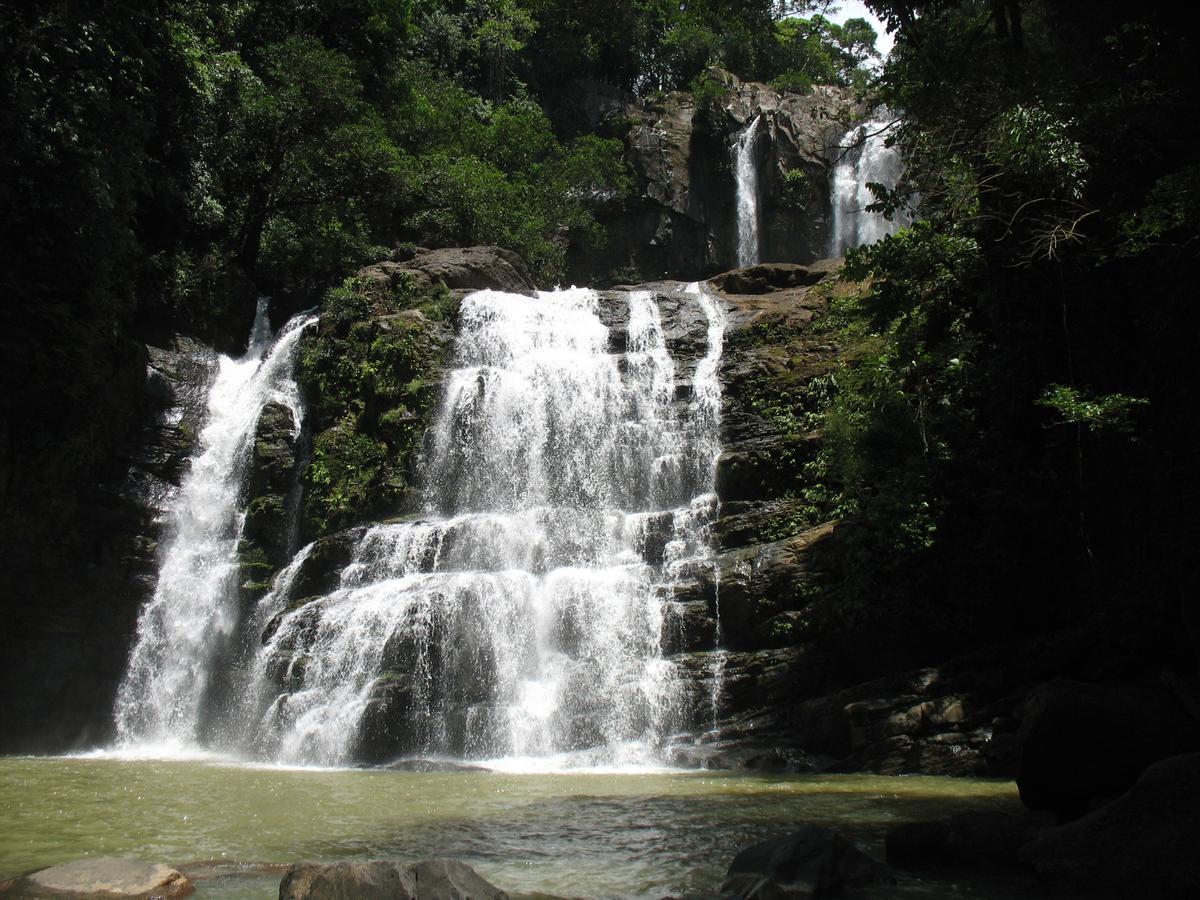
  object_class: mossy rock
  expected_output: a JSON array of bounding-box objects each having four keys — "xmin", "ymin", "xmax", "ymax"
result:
[{"xmin": 298, "ymin": 273, "xmax": 454, "ymax": 538}]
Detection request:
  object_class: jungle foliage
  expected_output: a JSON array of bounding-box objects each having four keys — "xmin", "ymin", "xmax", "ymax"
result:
[
  {"xmin": 802, "ymin": 0, "xmax": 1200, "ymax": 676},
  {"xmin": 0, "ymin": 0, "xmax": 872, "ymax": 557}
]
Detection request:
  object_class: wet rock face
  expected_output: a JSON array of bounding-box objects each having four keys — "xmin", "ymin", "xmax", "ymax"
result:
[
  {"xmin": 569, "ymin": 72, "xmax": 856, "ymax": 285},
  {"xmin": 240, "ymin": 401, "xmax": 303, "ymax": 586},
  {"xmin": 666, "ymin": 266, "xmax": 1047, "ymax": 777},
  {"xmin": 0, "ymin": 333, "xmax": 217, "ymax": 753}
]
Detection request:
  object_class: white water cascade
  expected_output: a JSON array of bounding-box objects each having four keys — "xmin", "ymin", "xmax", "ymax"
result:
[
  {"xmin": 234, "ymin": 286, "xmax": 727, "ymax": 768},
  {"xmin": 114, "ymin": 301, "xmax": 317, "ymax": 750},
  {"xmin": 734, "ymin": 115, "xmax": 762, "ymax": 267},
  {"xmin": 830, "ymin": 117, "xmax": 911, "ymax": 256}
]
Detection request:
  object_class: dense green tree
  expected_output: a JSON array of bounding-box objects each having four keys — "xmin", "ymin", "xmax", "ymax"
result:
[
  {"xmin": 806, "ymin": 0, "xmax": 1200, "ymax": 675},
  {"xmin": 773, "ymin": 14, "xmax": 880, "ymax": 91}
]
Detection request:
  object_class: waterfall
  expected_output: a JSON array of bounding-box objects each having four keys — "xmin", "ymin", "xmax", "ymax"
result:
[
  {"xmin": 114, "ymin": 301, "xmax": 317, "ymax": 750},
  {"xmin": 830, "ymin": 117, "xmax": 911, "ymax": 256},
  {"xmin": 734, "ymin": 116, "xmax": 762, "ymax": 267},
  {"xmin": 236, "ymin": 287, "xmax": 727, "ymax": 768}
]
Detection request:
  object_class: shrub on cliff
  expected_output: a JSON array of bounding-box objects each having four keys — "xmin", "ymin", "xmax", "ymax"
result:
[{"xmin": 299, "ymin": 274, "xmax": 453, "ymax": 538}]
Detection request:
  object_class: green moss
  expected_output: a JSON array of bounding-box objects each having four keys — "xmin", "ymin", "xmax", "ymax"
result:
[
  {"xmin": 299, "ymin": 273, "xmax": 452, "ymax": 537},
  {"xmin": 305, "ymin": 419, "xmax": 400, "ymax": 535}
]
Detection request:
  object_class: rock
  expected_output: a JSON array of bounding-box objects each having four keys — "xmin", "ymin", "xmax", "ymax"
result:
[
  {"xmin": 1020, "ymin": 753, "xmax": 1200, "ymax": 898},
  {"xmin": 715, "ymin": 437, "xmax": 822, "ymax": 503},
  {"xmin": 885, "ymin": 811, "xmax": 1051, "ymax": 871},
  {"xmin": 279, "ymin": 858, "xmax": 508, "ymax": 900},
  {"xmin": 362, "ymin": 246, "xmax": 537, "ymax": 295},
  {"xmin": 661, "ymin": 597, "xmax": 718, "ymax": 654},
  {"xmin": 568, "ymin": 73, "xmax": 857, "ymax": 285},
  {"xmin": 279, "ymin": 861, "xmax": 412, "ymax": 900},
  {"xmin": 669, "ymin": 523, "xmax": 834, "ymax": 650},
  {"xmin": 670, "ymin": 642, "xmax": 1027, "ymax": 778},
  {"xmin": 1015, "ymin": 680, "xmax": 1200, "ymax": 820},
  {"xmin": 719, "ymin": 826, "xmax": 892, "ymax": 899},
  {"xmin": 242, "ymin": 401, "xmax": 302, "ymax": 570},
  {"xmin": 0, "ymin": 327, "xmax": 223, "ymax": 753},
  {"xmin": 670, "ymin": 740, "xmax": 820, "ymax": 773},
  {"xmin": 404, "ymin": 859, "xmax": 508, "ymax": 900},
  {"xmin": 15, "ymin": 857, "xmax": 193, "ymax": 897},
  {"xmin": 709, "ymin": 264, "xmax": 828, "ymax": 295},
  {"xmin": 287, "ymin": 528, "xmax": 367, "ymax": 602}
]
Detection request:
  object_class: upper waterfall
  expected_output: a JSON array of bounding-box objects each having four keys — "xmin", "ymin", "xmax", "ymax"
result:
[
  {"xmin": 734, "ymin": 116, "xmax": 762, "ymax": 267},
  {"xmin": 227, "ymin": 286, "xmax": 727, "ymax": 768},
  {"xmin": 830, "ymin": 116, "xmax": 911, "ymax": 256},
  {"xmin": 114, "ymin": 301, "xmax": 317, "ymax": 750}
]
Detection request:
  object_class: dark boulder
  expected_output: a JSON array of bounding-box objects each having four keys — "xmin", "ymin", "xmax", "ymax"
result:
[
  {"xmin": 279, "ymin": 858, "xmax": 508, "ymax": 900},
  {"xmin": 1020, "ymin": 752, "xmax": 1200, "ymax": 898},
  {"xmin": 719, "ymin": 826, "xmax": 892, "ymax": 899},
  {"xmin": 1015, "ymin": 680, "xmax": 1200, "ymax": 820},
  {"xmin": 885, "ymin": 811, "xmax": 1051, "ymax": 871},
  {"xmin": 288, "ymin": 528, "xmax": 367, "ymax": 600}
]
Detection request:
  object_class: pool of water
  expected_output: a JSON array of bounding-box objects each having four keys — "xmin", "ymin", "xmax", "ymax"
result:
[{"xmin": 0, "ymin": 756, "xmax": 1047, "ymax": 898}]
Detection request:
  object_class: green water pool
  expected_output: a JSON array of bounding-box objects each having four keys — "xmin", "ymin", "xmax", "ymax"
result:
[{"xmin": 0, "ymin": 756, "xmax": 1048, "ymax": 898}]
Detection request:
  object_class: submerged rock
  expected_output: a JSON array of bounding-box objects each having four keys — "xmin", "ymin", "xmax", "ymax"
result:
[
  {"xmin": 9, "ymin": 857, "xmax": 193, "ymax": 897},
  {"xmin": 719, "ymin": 826, "xmax": 892, "ymax": 899},
  {"xmin": 279, "ymin": 858, "xmax": 508, "ymax": 900}
]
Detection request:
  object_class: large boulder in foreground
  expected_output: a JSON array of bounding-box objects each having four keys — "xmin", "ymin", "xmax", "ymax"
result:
[
  {"xmin": 279, "ymin": 858, "xmax": 508, "ymax": 900},
  {"xmin": 1015, "ymin": 680, "xmax": 1200, "ymax": 820},
  {"xmin": 885, "ymin": 810, "xmax": 1051, "ymax": 871},
  {"xmin": 1020, "ymin": 753, "xmax": 1200, "ymax": 898},
  {"xmin": 720, "ymin": 826, "xmax": 892, "ymax": 899},
  {"xmin": 2, "ymin": 857, "xmax": 193, "ymax": 897}
]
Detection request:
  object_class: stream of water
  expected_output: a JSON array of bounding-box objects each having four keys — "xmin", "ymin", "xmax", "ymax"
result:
[
  {"xmin": 830, "ymin": 116, "xmax": 912, "ymax": 255},
  {"xmin": 734, "ymin": 116, "xmax": 762, "ymax": 267},
  {"xmin": 114, "ymin": 302, "xmax": 317, "ymax": 751}
]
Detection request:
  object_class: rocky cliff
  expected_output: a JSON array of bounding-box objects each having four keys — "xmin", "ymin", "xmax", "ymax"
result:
[
  {"xmin": 0, "ymin": 335, "xmax": 216, "ymax": 751},
  {"xmin": 567, "ymin": 71, "xmax": 857, "ymax": 285}
]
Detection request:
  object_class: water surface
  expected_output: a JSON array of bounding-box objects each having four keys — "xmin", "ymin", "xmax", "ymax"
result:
[{"xmin": 0, "ymin": 757, "xmax": 1046, "ymax": 898}]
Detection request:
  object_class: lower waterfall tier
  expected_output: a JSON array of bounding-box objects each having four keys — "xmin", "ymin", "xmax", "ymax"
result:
[{"xmin": 117, "ymin": 285, "xmax": 728, "ymax": 767}]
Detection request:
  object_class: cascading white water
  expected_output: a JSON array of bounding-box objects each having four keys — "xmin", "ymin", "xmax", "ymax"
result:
[
  {"xmin": 681, "ymin": 282, "xmax": 727, "ymax": 730},
  {"xmin": 114, "ymin": 302, "xmax": 316, "ymax": 750},
  {"xmin": 238, "ymin": 287, "xmax": 726, "ymax": 768},
  {"xmin": 830, "ymin": 117, "xmax": 912, "ymax": 256},
  {"xmin": 734, "ymin": 116, "xmax": 762, "ymax": 267}
]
